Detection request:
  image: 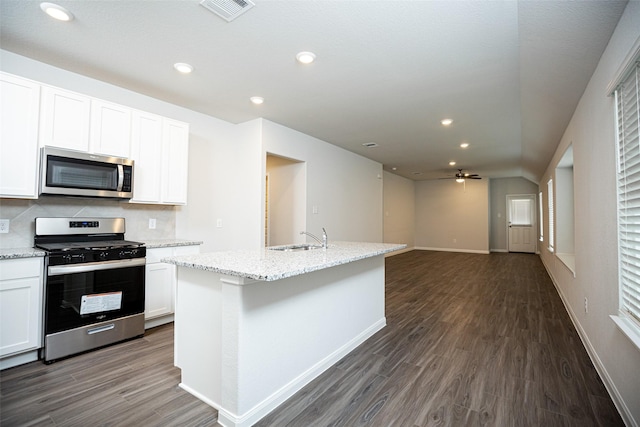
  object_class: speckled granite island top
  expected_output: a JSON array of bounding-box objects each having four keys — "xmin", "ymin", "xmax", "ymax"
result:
[
  {"xmin": 162, "ymin": 241, "xmax": 406, "ymax": 282},
  {"xmin": 143, "ymin": 239, "xmax": 203, "ymax": 249}
]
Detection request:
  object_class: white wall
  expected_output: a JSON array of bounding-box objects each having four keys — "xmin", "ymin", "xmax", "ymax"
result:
[
  {"xmin": 260, "ymin": 120, "xmax": 383, "ymax": 244},
  {"xmin": 414, "ymin": 179, "xmax": 489, "ymax": 253},
  {"xmin": 383, "ymin": 171, "xmax": 415, "ymax": 249},
  {"xmin": 538, "ymin": 3, "xmax": 640, "ymax": 424},
  {"xmin": 178, "ymin": 119, "xmax": 263, "ymax": 252}
]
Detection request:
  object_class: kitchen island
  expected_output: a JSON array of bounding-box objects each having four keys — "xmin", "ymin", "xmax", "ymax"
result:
[{"xmin": 162, "ymin": 241, "xmax": 405, "ymax": 427}]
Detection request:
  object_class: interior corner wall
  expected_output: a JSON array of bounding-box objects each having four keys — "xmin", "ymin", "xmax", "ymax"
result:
[
  {"xmin": 260, "ymin": 119, "xmax": 383, "ymax": 243},
  {"xmin": 538, "ymin": 2, "xmax": 640, "ymax": 424},
  {"xmin": 489, "ymin": 177, "xmax": 540, "ymax": 252},
  {"xmin": 179, "ymin": 118, "xmax": 263, "ymax": 252},
  {"xmin": 414, "ymin": 179, "xmax": 489, "ymax": 253},
  {"xmin": 383, "ymin": 171, "xmax": 415, "ymax": 249}
]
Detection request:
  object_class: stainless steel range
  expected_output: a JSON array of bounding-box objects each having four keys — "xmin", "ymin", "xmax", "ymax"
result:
[{"xmin": 35, "ymin": 217, "xmax": 146, "ymax": 363}]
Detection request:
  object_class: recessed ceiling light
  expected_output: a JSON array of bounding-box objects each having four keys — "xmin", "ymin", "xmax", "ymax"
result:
[
  {"xmin": 296, "ymin": 51, "xmax": 316, "ymax": 64},
  {"xmin": 460, "ymin": 142, "xmax": 470, "ymax": 148},
  {"xmin": 449, "ymin": 161, "xmax": 456, "ymax": 166},
  {"xmin": 392, "ymin": 167, "xmax": 397, "ymax": 171},
  {"xmin": 40, "ymin": 2, "xmax": 74, "ymax": 21},
  {"xmin": 173, "ymin": 63, "xmax": 193, "ymax": 74},
  {"xmin": 441, "ymin": 119, "xmax": 453, "ymax": 126},
  {"xmin": 250, "ymin": 96, "xmax": 264, "ymax": 105}
]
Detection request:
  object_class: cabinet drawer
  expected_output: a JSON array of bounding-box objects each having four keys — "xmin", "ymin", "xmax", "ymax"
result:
[
  {"xmin": 146, "ymin": 247, "xmax": 173, "ymax": 264},
  {"xmin": 0, "ymin": 258, "xmax": 42, "ymax": 281},
  {"xmin": 174, "ymin": 245, "xmax": 199, "ymax": 256}
]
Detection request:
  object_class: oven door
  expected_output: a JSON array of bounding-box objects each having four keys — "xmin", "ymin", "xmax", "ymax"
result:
[{"xmin": 45, "ymin": 258, "xmax": 145, "ymax": 335}]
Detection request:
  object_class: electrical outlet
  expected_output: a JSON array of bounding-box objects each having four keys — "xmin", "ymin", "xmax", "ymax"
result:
[
  {"xmin": 584, "ymin": 297, "xmax": 588, "ymax": 313},
  {"xmin": 216, "ymin": 218, "xmax": 223, "ymax": 228},
  {"xmin": 149, "ymin": 218, "xmax": 156, "ymax": 229},
  {"xmin": 0, "ymin": 219, "xmax": 9, "ymax": 233}
]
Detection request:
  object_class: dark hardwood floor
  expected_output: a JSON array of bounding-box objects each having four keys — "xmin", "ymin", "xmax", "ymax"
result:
[{"xmin": 0, "ymin": 251, "xmax": 624, "ymax": 426}]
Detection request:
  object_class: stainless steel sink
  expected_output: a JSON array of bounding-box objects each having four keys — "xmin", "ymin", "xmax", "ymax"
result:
[{"xmin": 268, "ymin": 244, "xmax": 323, "ymax": 252}]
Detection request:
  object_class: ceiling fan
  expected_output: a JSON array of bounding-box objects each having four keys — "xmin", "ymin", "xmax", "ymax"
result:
[{"xmin": 439, "ymin": 169, "xmax": 482, "ymax": 182}]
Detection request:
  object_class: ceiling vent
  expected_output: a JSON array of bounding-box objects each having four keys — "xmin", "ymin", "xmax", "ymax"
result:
[{"xmin": 200, "ymin": 0, "xmax": 255, "ymax": 22}]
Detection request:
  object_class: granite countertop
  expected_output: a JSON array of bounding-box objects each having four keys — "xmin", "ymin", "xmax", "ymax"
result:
[
  {"xmin": 0, "ymin": 239, "xmax": 202, "ymax": 260},
  {"xmin": 162, "ymin": 241, "xmax": 406, "ymax": 282},
  {"xmin": 143, "ymin": 239, "xmax": 203, "ymax": 249},
  {"xmin": 0, "ymin": 247, "xmax": 46, "ymax": 260}
]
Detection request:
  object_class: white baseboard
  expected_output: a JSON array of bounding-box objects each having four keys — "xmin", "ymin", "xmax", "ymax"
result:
[
  {"xmin": 0, "ymin": 349, "xmax": 39, "ymax": 370},
  {"xmin": 144, "ymin": 314, "xmax": 174, "ymax": 330},
  {"xmin": 414, "ymin": 246, "xmax": 490, "ymax": 254},
  {"xmin": 204, "ymin": 318, "xmax": 387, "ymax": 427},
  {"xmin": 539, "ymin": 256, "xmax": 636, "ymax": 427},
  {"xmin": 385, "ymin": 246, "xmax": 414, "ymax": 257}
]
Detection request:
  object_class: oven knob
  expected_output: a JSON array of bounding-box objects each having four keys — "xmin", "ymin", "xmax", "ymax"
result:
[
  {"xmin": 63, "ymin": 254, "xmax": 72, "ymax": 263},
  {"xmin": 99, "ymin": 252, "xmax": 108, "ymax": 260}
]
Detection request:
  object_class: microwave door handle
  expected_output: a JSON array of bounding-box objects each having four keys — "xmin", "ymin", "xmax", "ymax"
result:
[{"xmin": 117, "ymin": 164, "xmax": 124, "ymax": 191}]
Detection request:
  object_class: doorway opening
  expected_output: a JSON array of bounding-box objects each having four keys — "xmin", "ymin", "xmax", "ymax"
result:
[{"xmin": 265, "ymin": 154, "xmax": 306, "ymax": 247}]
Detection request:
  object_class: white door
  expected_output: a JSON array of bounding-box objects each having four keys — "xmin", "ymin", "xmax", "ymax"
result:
[{"xmin": 507, "ymin": 194, "xmax": 537, "ymax": 253}]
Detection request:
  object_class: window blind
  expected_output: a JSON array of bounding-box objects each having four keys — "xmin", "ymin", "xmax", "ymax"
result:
[
  {"xmin": 539, "ymin": 192, "xmax": 544, "ymax": 240},
  {"xmin": 548, "ymin": 179, "xmax": 554, "ymax": 251},
  {"xmin": 616, "ymin": 61, "xmax": 640, "ymax": 325}
]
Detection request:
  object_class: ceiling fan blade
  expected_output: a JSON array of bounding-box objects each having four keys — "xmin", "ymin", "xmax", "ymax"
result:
[{"xmin": 467, "ymin": 176, "xmax": 482, "ymax": 179}]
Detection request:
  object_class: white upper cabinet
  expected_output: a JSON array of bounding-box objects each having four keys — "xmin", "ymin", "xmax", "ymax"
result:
[
  {"xmin": 161, "ymin": 119, "xmax": 189, "ymax": 205},
  {"xmin": 40, "ymin": 86, "xmax": 133, "ymax": 158},
  {"xmin": 130, "ymin": 110, "xmax": 163, "ymax": 203},
  {"xmin": 130, "ymin": 114, "xmax": 189, "ymax": 205},
  {"xmin": 0, "ymin": 73, "xmax": 41, "ymax": 199},
  {"xmin": 89, "ymin": 99, "xmax": 132, "ymax": 158},
  {"xmin": 39, "ymin": 85, "xmax": 91, "ymax": 152},
  {"xmin": 1, "ymin": 73, "xmax": 190, "ymax": 204}
]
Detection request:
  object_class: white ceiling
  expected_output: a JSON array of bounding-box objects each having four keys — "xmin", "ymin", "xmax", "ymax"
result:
[{"xmin": 0, "ymin": 0, "xmax": 628, "ymax": 182}]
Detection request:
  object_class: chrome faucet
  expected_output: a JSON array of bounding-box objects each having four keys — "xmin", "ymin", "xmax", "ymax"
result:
[{"xmin": 300, "ymin": 228, "xmax": 328, "ymax": 249}]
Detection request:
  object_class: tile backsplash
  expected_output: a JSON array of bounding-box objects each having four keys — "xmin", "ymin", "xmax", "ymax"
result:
[{"xmin": 0, "ymin": 197, "xmax": 176, "ymax": 248}]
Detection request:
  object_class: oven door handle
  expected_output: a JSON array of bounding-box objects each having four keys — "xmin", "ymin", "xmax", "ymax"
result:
[{"xmin": 48, "ymin": 258, "xmax": 146, "ymax": 276}]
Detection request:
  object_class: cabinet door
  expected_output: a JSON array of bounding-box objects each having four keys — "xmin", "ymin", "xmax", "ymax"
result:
[
  {"xmin": 0, "ymin": 73, "xmax": 40, "ymax": 198},
  {"xmin": 90, "ymin": 99, "xmax": 131, "ymax": 157},
  {"xmin": 145, "ymin": 262, "xmax": 175, "ymax": 320},
  {"xmin": 161, "ymin": 119, "xmax": 189, "ymax": 205},
  {"xmin": 39, "ymin": 85, "xmax": 91, "ymax": 151},
  {"xmin": 130, "ymin": 111, "xmax": 162, "ymax": 203},
  {"xmin": 0, "ymin": 258, "xmax": 43, "ymax": 357}
]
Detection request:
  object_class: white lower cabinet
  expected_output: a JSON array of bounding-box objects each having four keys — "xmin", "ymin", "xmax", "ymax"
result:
[
  {"xmin": 0, "ymin": 258, "xmax": 43, "ymax": 366},
  {"xmin": 145, "ymin": 245, "xmax": 199, "ymax": 328}
]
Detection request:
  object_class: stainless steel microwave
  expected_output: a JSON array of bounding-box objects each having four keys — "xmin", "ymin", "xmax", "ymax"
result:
[{"xmin": 40, "ymin": 147, "xmax": 134, "ymax": 199}]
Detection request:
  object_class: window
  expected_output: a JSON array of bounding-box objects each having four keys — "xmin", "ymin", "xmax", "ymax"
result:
[
  {"xmin": 547, "ymin": 178, "xmax": 554, "ymax": 252},
  {"xmin": 615, "ymin": 61, "xmax": 640, "ymax": 328},
  {"xmin": 539, "ymin": 191, "xmax": 544, "ymax": 241}
]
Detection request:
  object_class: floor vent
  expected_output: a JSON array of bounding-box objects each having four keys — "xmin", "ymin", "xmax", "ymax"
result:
[{"xmin": 200, "ymin": 0, "xmax": 255, "ymax": 22}]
